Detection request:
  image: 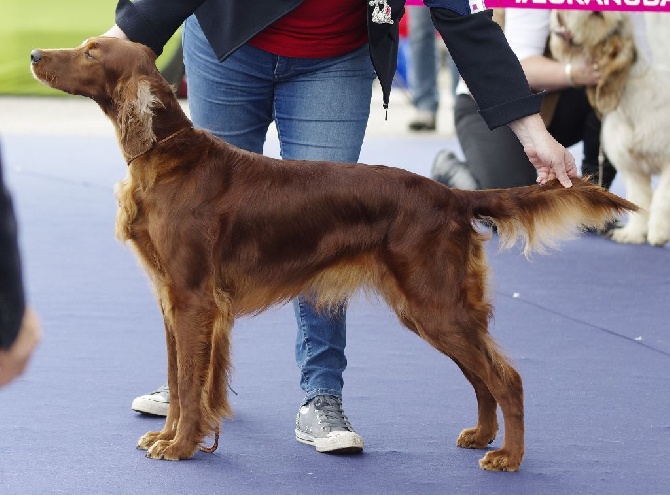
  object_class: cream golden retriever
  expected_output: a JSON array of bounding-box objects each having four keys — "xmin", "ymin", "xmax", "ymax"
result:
[{"xmin": 550, "ymin": 11, "xmax": 670, "ymax": 247}]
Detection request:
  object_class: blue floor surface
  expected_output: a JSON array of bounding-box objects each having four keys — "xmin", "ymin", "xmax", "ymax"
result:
[{"xmin": 0, "ymin": 133, "xmax": 668, "ymax": 495}]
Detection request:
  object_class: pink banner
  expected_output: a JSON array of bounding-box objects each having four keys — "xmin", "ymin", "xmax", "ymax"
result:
[{"xmin": 404, "ymin": 0, "xmax": 669, "ymax": 12}]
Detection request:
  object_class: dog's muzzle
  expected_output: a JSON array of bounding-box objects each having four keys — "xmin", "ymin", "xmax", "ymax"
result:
[{"xmin": 30, "ymin": 50, "xmax": 43, "ymax": 64}]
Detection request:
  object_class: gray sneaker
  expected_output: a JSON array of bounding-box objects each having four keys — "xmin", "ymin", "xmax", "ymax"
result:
[
  {"xmin": 295, "ymin": 395, "xmax": 364, "ymax": 454},
  {"xmin": 431, "ymin": 150, "xmax": 479, "ymax": 190},
  {"xmin": 131, "ymin": 384, "xmax": 169, "ymax": 416}
]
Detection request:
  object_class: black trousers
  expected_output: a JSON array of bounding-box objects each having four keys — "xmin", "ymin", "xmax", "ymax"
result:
[{"xmin": 454, "ymin": 89, "xmax": 616, "ymax": 190}]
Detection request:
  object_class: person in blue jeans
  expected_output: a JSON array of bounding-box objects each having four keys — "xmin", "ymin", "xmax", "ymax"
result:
[
  {"xmin": 106, "ymin": 0, "xmax": 578, "ymax": 454},
  {"xmin": 406, "ymin": 6, "xmax": 459, "ymax": 132}
]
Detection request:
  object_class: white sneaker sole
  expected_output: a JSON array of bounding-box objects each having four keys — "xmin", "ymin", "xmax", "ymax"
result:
[
  {"xmin": 295, "ymin": 429, "xmax": 364, "ymax": 454},
  {"xmin": 131, "ymin": 396, "xmax": 169, "ymax": 416}
]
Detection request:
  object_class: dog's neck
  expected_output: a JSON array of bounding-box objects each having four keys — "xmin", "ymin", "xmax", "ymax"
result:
[
  {"xmin": 124, "ymin": 124, "xmax": 192, "ymax": 165},
  {"xmin": 100, "ymin": 78, "xmax": 193, "ymax": 165}
]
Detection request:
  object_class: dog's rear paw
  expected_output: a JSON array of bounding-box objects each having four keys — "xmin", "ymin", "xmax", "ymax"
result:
[
  {"xmin": 478, "ymin": 449, "xmax": 522, "ymax": 472},
  {"xmin": 457, "ymin": 426, "xmax": 497, "ymax": 449},
  {"xmin": 146, "ymin": 439, "xmax": 197, "ymax": 460}
]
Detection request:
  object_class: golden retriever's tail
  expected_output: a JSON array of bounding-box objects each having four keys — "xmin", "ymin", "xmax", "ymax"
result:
[{"xmin": 454, "ymin": 177, "xmax": 638, "ymax": 256}]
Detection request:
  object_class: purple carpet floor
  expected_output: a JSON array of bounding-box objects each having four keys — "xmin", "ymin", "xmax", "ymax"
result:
[{"xmin": 1, "ymin": 133, "xmax": 668, "ymax": 495}]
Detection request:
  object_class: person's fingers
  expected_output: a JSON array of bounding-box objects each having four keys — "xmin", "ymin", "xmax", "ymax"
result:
[
  {"xmin": 557, "ymin": 172, "xmax": 573, "ymax": 188},
  {"xmin": 0, "ymin": 353, "xmax": 27, "ymax": 386},
  {"xmin": 0, "ymin": 308, "xmax": 41, "ymax": 388}
]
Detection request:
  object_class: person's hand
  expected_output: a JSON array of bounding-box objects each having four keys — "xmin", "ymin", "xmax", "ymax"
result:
[
  {"xmin": 508, "ymin": 114, "xmax": 577, "ymax": 188},
  {"xmin": 102, "ymin": 25, "xmax": 129, "ymax": 40},
  {"xmin": 570, "ymin": 59, "xmax": 601, "ymax": 88},
  {"xmin": 0, "ymin": 308, "xmax": 41, "ymax": 387}
]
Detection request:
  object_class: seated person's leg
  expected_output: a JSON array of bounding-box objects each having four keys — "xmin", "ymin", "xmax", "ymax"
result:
[{"xmin": 432, "ymin": 94, "xmax": 536, "ymax": 190}]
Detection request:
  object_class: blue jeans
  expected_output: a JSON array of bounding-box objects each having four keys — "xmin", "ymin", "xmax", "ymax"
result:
[
  {"xmin": 183, "ymin": 17, "xmax": 376, "ymax": 404},
  {"xmin": 408, "ymin": 7, "xmax": 439, "ymax": 113}
]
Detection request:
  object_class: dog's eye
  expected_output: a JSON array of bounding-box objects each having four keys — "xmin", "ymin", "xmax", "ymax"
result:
[{"xmin": 84, "ymin": 51, "xmax": 94, "ymax": 60}]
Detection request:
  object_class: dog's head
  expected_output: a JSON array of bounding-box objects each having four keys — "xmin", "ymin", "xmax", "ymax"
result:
[
  {"xmin": 549, "ymin": 11, "xmax": 636, "ymax": 115},
  {"xmin": 31, "ymin": 37, "xmax": 182, "ymax": 162},
  {"xmin": 30, "ymin": 37, "xmax": 160, "ymax": 102}
]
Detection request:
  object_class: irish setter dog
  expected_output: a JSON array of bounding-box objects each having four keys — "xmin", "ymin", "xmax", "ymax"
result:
[{"xmin": 31, "ymin": 37, "xmax": 636, "ymax": 471}]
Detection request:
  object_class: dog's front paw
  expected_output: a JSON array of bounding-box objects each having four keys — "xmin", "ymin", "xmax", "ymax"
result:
[
  {"xmin": 146, "ymin": 439, "xmax": 197, "ymax": 461},
  {"xmin": 647, "ymin": 227, "xmax": 670, "ymax": 247},
  {"xmin": 609, "ymin": 226, "xmax": 647, "ymax": 244},
  {"xmin": 137, "ymin": 431, "xmax": 162, "ymax": 451},
  {"xmin": 457, "ymin": 426, "xmax": 497, "ymax": 449},
  {"xmin": 478, "ymin": 449, "xmax": 522, "ymax": 472}
]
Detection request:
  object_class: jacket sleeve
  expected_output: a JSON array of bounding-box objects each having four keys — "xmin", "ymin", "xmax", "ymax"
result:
[
  {"xmin": 429, "ymin": 7, "xmax": 544, "ymax": 130},
  {"xmin": 0, "ymin": 150, "xmax": 25, "ymax": 350},
  {"xmin": 114, "ymin": 0, "xmax": 207, "ymax": 56}
]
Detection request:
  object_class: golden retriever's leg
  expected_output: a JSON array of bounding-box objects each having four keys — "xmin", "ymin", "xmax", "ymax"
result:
[
  {"xmin": 647, "ymin": 169, "xmax": 670, "ymax": 247},
  {"xmin": 610, "ymin": 169, "xmax": 652, "ymax": 244},
  {"xmin": 145, "ymin": 293, "xmax": 228, "ymax": 460}
]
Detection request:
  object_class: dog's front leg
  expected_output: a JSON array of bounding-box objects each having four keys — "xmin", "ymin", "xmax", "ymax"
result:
[
  {"xmin": 144, "ymin": 298, "xmax": 222, "ymax": 460},
  {"xmin": 137, "ymin": 321, "xmax": 180, "ymax": 451},
  {"xmin": 647, "ymin": 169, "xmax": 670, "ymax": 246},
  {"xmin": 610, "ymin": 170, "xmax": 652, "ymax": 244}
]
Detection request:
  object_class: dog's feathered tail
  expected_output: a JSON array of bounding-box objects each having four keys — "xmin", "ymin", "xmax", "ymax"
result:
[{"xmin": 453, "ymin": 177, "xmax": 638, "ymax": 256}]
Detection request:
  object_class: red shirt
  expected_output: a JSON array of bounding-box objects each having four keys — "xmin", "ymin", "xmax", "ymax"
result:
[{"xmin": 248, "ymin": 0, "xmax": 368, "ymax": 58}]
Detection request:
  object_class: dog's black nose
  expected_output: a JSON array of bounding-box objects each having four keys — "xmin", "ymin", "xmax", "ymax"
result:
[{"xmin": 30, "ymin": 50, "xmax": 42, "ymax": 63}]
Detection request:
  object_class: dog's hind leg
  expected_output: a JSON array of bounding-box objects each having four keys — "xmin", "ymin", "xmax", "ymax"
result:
[
  {"xmin": 409, "ymin": 305, "xmax": 524, "ymax": 471},
  {"xmin": 391, "ymin": 238, "xmax": 524, "ymax": 471},
  {"xmin": 388, "ymin": 292, "xmax": 499, "ymax": 447},
  {"xmin": 452, "ymin": 360, "xmax": 499, "ymax": 449}
]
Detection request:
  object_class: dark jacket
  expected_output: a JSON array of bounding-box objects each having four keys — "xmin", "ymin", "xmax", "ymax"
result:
[
  {"xmin": 0, "ymin": 146, "xmax": 25, "ymax": 349},
  {"xmin": 115, "ymin": 0, "xmax": 542, "ymax": 130}
]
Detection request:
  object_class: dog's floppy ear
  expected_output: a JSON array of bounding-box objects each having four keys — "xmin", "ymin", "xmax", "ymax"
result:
[
  {"xmin": 587, "ymin": 27, "xmax": 636, "ymax": 116},
  {"xmin": 115, "ymin": 75, "xmax": 164, "ymax": 161}
]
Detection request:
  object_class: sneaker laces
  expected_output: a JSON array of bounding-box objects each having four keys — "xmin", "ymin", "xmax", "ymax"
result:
[
  {"xmin": 147, "ymin": 385, "xmax": 170, "ymax": 400},
  {"xmin": 315, "ymin": 396, "xmax": 354, "ymax": 432}
]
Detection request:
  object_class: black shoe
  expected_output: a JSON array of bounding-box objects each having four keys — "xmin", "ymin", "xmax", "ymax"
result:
[
  {"xmin": 408, "ymin": 111, "xmax": 436, "ymax": 132},
  {"xmin": 582, "ymin": 219, "xmax": 624, "ymax": 236},
  {"xmin": 431, "ymin": 150, "xmax": 478, "ymax": 190}
]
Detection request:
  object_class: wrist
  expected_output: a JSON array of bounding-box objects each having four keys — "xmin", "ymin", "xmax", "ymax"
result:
[
  {"xmin": 564, "ymin": 63, "xmax": 575, "ymax": 87},
  {"xmin": 102, "ymin": 25, "xmax": 129, "ymax": 41},
  {"xmin": 508, "ymin": 113, "xmax": 545, "ymax": 144}
]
